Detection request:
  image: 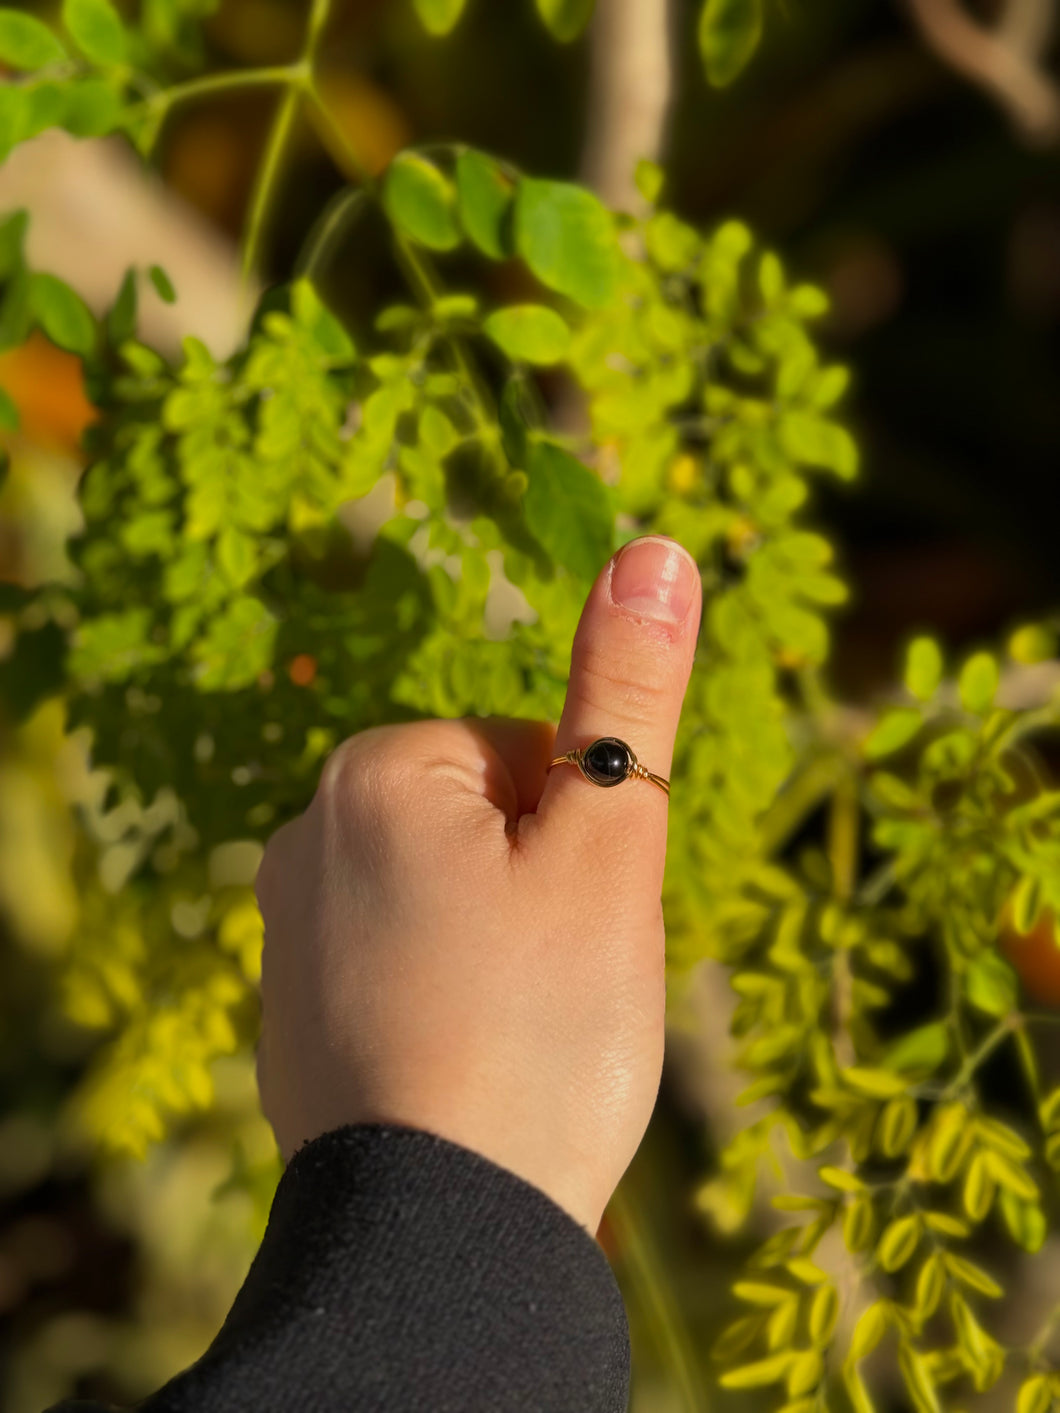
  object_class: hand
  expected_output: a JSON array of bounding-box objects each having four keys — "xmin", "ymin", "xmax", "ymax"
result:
[{"xmin": 253, "ymin": 535, "xmax": 702, "ymax": 1236}]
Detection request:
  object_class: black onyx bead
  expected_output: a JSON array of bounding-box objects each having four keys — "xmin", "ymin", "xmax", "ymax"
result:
[{"xmin": 582, "ymin": 737, "xmax": 633, "ymax": 787}]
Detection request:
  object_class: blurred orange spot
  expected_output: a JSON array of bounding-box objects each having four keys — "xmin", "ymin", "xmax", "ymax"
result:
[
  {"xmin": 165, "ymin": 112, "xmax": 251, "ymax": 229},
  {"xmin": 1001, "ymin": 903, "xmax": 1060, "ymax": 1008},
  {"xmin": 312, "ymin": 72, "xmax": 411, "ymax": 178},
  {"xmin": 288, "ymin": 654, "xmax": 318, "ymax": 687},
  {"xmin": 0, "ymin": 333, "xmax": 97, "ymax": 454}
]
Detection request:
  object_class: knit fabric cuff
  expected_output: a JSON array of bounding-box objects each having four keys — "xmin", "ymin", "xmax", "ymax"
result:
[{"xmin": 143, "ymin": 1123, "xmax": 631, "ymax": 1413}]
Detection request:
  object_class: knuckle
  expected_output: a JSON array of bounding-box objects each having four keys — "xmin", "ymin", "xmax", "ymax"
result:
[
  {"xmin": 572, "ymin": 640, "xmax": 674, "ymax": 727},
  {"xmin": 315, "ymin": 722, "xmax": 443, "ymax": 841}
]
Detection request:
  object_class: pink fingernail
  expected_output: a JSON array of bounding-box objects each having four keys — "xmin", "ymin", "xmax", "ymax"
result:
[{"xmin": 609, "ymin": 536, "xmax": 699, "ymax": 624}]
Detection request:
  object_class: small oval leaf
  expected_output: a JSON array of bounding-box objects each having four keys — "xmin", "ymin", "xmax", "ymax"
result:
[
  {"xmin": 484, "ymin": 304, "xmax": 570, "ymax": 364},
  {"xmin": 384, "ymin": 153, "xmax": 461, "ymax": 251},
  {"xmin": 456, "ymin": 149, "xmax": 514, "ymax": 259},
  {"xmin": 904, "ymin": 635, "xmax": 942, "ymax": 701},
  {"xmin": 412, "ymin": 0, "xmax": 467, "ymax": 36},
  {"xmin": 699, "ymin": 0, "xmax": 764, "ymax": 87},
  {"xmin": 0, "ymin": 9, "xmax": 66, "ymax": 69},
  {"xmin": 535, "ymin": 0, "xmax": 595, "ymax": 41},
  {"xmin": 62, "ymin": 0, "xmax": 126, "ymax": 64},
  {"xmin": 958, "ymin": 650, "xmax": 999, "ymax": 715},
  {"xmin": 28, "ymin": 272, "xmax": 96, "ymax": 356},
  {"xmin": 515, "ymin": 177, "xmax": 619, "ymax": 309}
]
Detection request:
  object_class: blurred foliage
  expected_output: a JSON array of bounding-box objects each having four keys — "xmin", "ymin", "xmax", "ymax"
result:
[{"xmin": 2, "ymin": 0, "xmax": 1060, "ymax": 1409}]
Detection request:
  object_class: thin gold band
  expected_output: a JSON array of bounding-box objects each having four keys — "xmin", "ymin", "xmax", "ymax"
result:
[{"xmin": 547, "ymin": 743, "xmax": 671, "ymax": 797}]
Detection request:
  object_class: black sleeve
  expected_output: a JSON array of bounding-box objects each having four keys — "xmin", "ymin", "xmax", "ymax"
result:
[{"xmin": 46, "ymin": 1124, "xmax": 631, "ymax": 1413}]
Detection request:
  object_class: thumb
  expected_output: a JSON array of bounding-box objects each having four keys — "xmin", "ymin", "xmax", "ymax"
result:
[{"xmin": 537, "ymin": 535, "xmax": 702, "ymax": 867}]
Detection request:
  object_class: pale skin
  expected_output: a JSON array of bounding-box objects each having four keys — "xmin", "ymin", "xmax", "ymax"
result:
[{"xmin": 254, "ymin": 534, "xmax": 703, "ymax": 1238}]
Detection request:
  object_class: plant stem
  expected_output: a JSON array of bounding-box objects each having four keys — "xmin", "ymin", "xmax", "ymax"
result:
[
  {"xmin": 756, "ymin": 750, "xmax": 848, "ymax": 856},
  {"xmin": 306, "ymin": 87, "xmax": 373, "ymax": 187},
  {"xmin": 828, "ymin": 772, "xmax": 859, "ymax": 1068},
  {"xmin": 296, "ymin": 187, "xmax": 369, "ymax": 280},
  {"xmin": 146, "ymin": 64, "xmax": 298, "ymax": 114},
  {"xmin": 240, "ymin": 81, "xmax": 305, "ymax": 290},
  {"xmin": 607, "ymin": 1183, "xmax": 707, "ymax": 1413},
  {"xmin": 944, "ymin": 1016, "xmax": 1013, "ymax": 1095},
  {"xmin": 237, "ymin": 0, "xmax": 335, "ymax": 290}
]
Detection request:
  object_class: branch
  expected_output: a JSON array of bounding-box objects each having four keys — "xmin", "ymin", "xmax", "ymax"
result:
[
  {"xmin": 902, "ymin": 0, "xmax": 1060, "ymax": 144},
  {"xmin": 579, "ymin": 0, "xmax": 674, "ymax": 210}
]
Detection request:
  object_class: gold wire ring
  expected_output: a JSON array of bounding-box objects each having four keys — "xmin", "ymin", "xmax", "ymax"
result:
[{"xmin": 547, "ymin": 737, "xmax": 670, "ymax": 797}]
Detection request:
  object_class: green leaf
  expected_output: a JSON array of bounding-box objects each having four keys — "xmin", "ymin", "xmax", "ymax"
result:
[
  {"xmin": 107, "ymin": 268, "xmax": 138, "ymax": 344},
  {"xmin": 698, "ymin": 0, "xmax": 763, "ymax": 87},
  {"xmin": 965, "ymin": 950, "xmax": 1017, "ymax": 1017},
  {"xmin": 431, "ymin": 293, "xmax": 478, "ymax": 322},
  {"xmin": 515, "ymin": 178, "xmax": 619, "ymax": 309},
  {"xmin": 1018, "ymin": 1376, "xmax": 1053, "ymax": 1413},
  {"xmin": 499, "ymin": 375, "xmax": 542, "ymax": 467},
  {"xmin": 0, "ymin": 384, "xmax": 19, "ymax": 431},
  {"xmin": 914, "ymin": 1254, "xmax": 946, "ymax": 1321},
  {"xmin": 958, "ymin": 650, "xmax": 999, "ymax": 714},
  {"xmin": 883, "ymin": 1022, "xmax": 949, "ymax": 1075},
  {"xmin": 877, "ymin": 1095, "xmax": 917, "ymax": 1157},
  {"xmin": 963, "ymin": 1151, "xmax": 995, "ymax": 1223},
  {"xmin": 719, "ymin": 1352, "xmax": 793, "ymax": 1389},
  {"xmin": 732, "ymin": 1281, "xmax": 789, "ymax": 1307},
  {"xmin": 484, "ymin": 304, "xmax": 570, "ymax": 364},
  {"xmin": 877, "ymin": 1214, "xmax": 920, "ymax": 1272},
  {"xmin": 842, "ymin": 1195, "xmax": 875, "ymax": 1253},
  {"xmin": 1012, "ymin": 873, "xmax": 1044, "ymax": 934},
  {"xmin": 864, "ymin": 707, "xmax": 921, "ymax": 760},
  {"xmin": 847, "ymin": 1302, "xmax": 889, "ymax": 1363},
  {"xmin": 383, "ymin": 153, "xmax": 461, "ymax": 251},
  {"xmin": 843, "ymin": 1066, "xmax": 907, "ymax": 1098},
  {"xmin": 190, "ymin": 596, "xmax": 277, "ymax": 691},
  {"xmin": 456, "ymin": 149, "xmax": 514, "ymax": 259},
  {"xmin": 292, "ymin": 278, "xmax": 355, "ymax": 359},
  {"xmin": 0, "ymin": 9, "xmax": 66, "ymax": 69},
  {"xmin": 62, "ymin": 0, "xmax": 126, "ymax": 63},
  {"xmin": 808, "ymin": 1284, "xmax": 839, "ymax": 1344},
  {"xmin": 0, "ymin": 271, "xmax": 33, "ymax": 351},
  {"xmin": 28, "ymin": 273, "xmax": 96, "ymax": 356},
  {"xmin": 818, "ymin": 1165, "xmax": 864, "ymax": 1194},
  {"xmin": 524, "ymin": 441, "xmax": 613, "ymax": 581},
  {"xmin": 944, "ymin": 1253, "xmax": 1002, "ymax": 1299},
  {"xmin": 904, "ymin": 636, "xmax": 942, "ymax": 702},
  {"xmin": 61, "ymin": 76, "xmax": 121, "ymax": 136},
  {"xmin": 535, "ymin": 0, "xmax": 595, "ymax": 42},
  {"xmin": 1008, "ymin": 623, "xmax": 1057, "ymax": 665},
  {"xmin": 148, "ymin": 264, "xmax": 176, "ymax": 304},
  {"xmin": 634, "ymin": 158, "xmax": 664, "ymax": 205},
  {"xmin": 778, "ymin": 411, "xmax": 858, "ymax": 479},
  {"xmin": 418, "ymin": 405, "xmax": 456, "ymax": 457},
  {"xmin": 899, "ymin": 1345, "xmax": 940, "ymax": 1413},
  {"xmin": 412, "ymin": 0, "xmax": 467, "ymax": 35},
  {"xmin": 0, "ymin": 210, "xmax": 28, "ymax": 281}
]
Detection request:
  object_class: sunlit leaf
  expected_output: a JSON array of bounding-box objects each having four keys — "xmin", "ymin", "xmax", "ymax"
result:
[
  {"xmin": 412, "ymin": 0, "xmax": 467, "ymax": 35},
  {"xmin": 456, "ymin": 149, "xmax": 514, "ymax": 259},
  {"xmin": 523, "ymin": 441, "xmax": 613, "ymax": 580},
  {"xmin": 904, "ymin": 636, "xmax": 942, "ymax": 701},
  {"xmin": 958, "ymin": 650, "xmax": 999, "ymax": 714},
  {"xmin": 515, "ymin": 178, "xmax": 619, "ymax": 308},
  {"xmin": 698, "ymin": 0, "xmax": 763, "ymax": 87},
  {"xmin": 62, "ymin": 0, "xmax": 126, "ymax": 63},
  {"xmin": 483, "ymin": 304, "xmax": 570, "ymax": 364},
  {"xmin": 535, "ymin": 0, "xmax": 595, "ymax": 42},
  {"xmin": 0, "ymin": 9, "xmax": 66, "ymax": 68},
  {"xmin": 28, "ymin": 272, "xmax": 96, "ymax": 356},
  {"xmin": 384, "ymin": 152, "xmax": 461, "ymax": 251}
]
